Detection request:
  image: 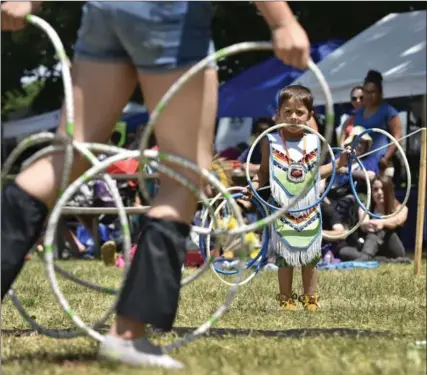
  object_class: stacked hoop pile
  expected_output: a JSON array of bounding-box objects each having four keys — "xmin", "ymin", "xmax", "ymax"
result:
[{"xmin": 1, "ymin": 16, "xmax": 411, "ymax": 352}]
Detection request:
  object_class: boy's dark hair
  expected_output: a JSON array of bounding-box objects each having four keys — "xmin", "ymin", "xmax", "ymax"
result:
[{"xmin": 277, "ymin": 84, "xmax": 314, "ymax": 113}]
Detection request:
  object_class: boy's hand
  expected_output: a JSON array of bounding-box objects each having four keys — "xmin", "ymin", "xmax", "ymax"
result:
[
  {"xmin": 241, "ymin": 186, "xmax": 253, "ymax": 201},
  {"xmin": 337, "ymin": 166, "xmax": 348, "ymax": 175},
  {"xmin": 336, "ymin": 146, "xmax": 352, "ymax": 169}
]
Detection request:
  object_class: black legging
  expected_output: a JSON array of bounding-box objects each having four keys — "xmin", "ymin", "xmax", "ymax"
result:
[{"xmin": 338, "ymin": 230, "xmax": 405, "ymax": 261}]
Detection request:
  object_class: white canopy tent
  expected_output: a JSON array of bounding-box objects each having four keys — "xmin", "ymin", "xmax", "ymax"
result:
[
  {"xmin": 291, "ymin": 11, "xmax": 426, "ymax": 106},
  {"xmin": 2, "ymin": 102, "xmax": 148, "ymax": 140},
  {"xmin": 2, "ymin": 110, "xmax": 61, "ymax": 140}
]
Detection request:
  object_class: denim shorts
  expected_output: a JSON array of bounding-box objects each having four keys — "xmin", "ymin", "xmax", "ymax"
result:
[{"xmin": 74, "ymin": 1, "xmax": 215, "ymax": 72}]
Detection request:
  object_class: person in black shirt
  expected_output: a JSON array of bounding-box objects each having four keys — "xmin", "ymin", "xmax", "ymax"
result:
[{"xmin": 321, "ymin": 199, "xmax": 345, "ymax": 257}]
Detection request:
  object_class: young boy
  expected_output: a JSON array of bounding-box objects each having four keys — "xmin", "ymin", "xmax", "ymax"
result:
[{"xmin": 247, "ymin": 85, "xmax": 349, "ymax": 311}]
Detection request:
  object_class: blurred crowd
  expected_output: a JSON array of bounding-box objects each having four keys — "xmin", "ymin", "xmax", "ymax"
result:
[{"xmin": 42, "ymin": 69, "xmax": 410, "ymax": 266}]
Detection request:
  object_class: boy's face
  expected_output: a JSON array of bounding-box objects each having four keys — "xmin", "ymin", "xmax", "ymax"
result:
[{"xmin": 276, "ymin": 98, "xmax": 311, "ymax": 134}]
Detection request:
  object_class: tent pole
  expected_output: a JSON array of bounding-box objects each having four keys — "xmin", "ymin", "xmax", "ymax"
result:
[{"xmin": 414, "ymin": 95, "xmax": 426, "ymax": 276}]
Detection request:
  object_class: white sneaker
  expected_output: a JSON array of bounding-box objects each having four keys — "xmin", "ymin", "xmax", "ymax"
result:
[{"xmin": 98, "ymin": 335, "xmax": 184, "ymax": 369}]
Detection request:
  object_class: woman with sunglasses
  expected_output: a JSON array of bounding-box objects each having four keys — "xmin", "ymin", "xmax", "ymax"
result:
[{"xmin": 338, "ymin": 85, "xmax": 364, "ymax": 147}]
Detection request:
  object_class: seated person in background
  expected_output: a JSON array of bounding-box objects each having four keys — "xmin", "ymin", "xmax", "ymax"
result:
[
  {"xmin": 238, "ymin": 117, "xmax": 275, "ymax": 173},
  {"xmin": 337, "ymin": 176, "xmax": 407, "ymax": 261},
  {"xmin": 329, "ymin": 126, "xmax": 379, "ymax": 227},
  {"xmin": 338, "ymin": 86, "xmax": 364, "ymax": 147},
  {"xmin": 333, "ymin": 126, "xmax": 378, "ymax": 195},
  {"xmin": 319, "ymin": 180, "xmax": 345, "ymax": 261},
  {"xmin": 204, "ymin": 154, "xmax": 234, "ymax": 198},
  {"xmin": 218, "ymin": 142, "xmax": 248, "ymax": 160}
]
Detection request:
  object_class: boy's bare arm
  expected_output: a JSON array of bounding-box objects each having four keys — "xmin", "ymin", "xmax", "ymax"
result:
[
  {"xmin": 320, "ymin": 147, "xmax": 351, "ymax": 179},
  {"xmin": 251, "ymin": 138, "xmax": 270, "ymax": 191}
]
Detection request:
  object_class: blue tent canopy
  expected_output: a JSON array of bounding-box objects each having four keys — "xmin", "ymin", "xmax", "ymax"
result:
[
  {"xmin": 119, "ymin": 40, "xmax": 345, "ymax": 135},
  {"xmin": 218, "ymin": 40, "xmax": 344, "ymax": 118}
]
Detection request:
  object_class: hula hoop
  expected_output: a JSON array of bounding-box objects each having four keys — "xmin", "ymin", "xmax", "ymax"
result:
[
  {"xmin": 206, "ymin": 193, "xmax": 269, "ymax": 286},
  {"xmin": 24, "ymin": 16, "xmax": 74, "ymax": 195},
  {"xmin": 7, "ymin": 142, "xmax": 243, "ymax": 342},
  {"xmin": 3, "ymin": 15, "xmax": 134, "ymax": 341},
  {"xmin": 246, "ymin": 123, "xmax": 336, "ymax": 213},
  {"xmin": 2, "ymin": 133, "xmax": 65, "ymax": 184},
  {"xmin": 321, "ymin": 148, "xmax": 372, "ymax": 241},
  {"xmin": 349, "ymin": 128, "xmax": 411, "ymax": 219},
  {"xmin": 137, "ymin": 42, "xmax": 335, "ymax": 239},
  {"xmin": 5, "ymin": 140, "xmax": 131, "ymax": 338},
  {"xmin": 198, "ymin": 187, "xmax": 270, "ymax": 286},
  {"xmin": 3, "ymin": 16, "xmax": 335, "ymax": 352},
  {"xmin": 19, "ymin": 16, "xmax": 236, "ymax": 347},
  {"xmin": 24, "ymin": 146, "xmax": 132, "ymax": 340},
  {"xmin": 43, "ymin": 148, "xmax": 246, "ymax": 343},
  {"xmin": 199, "ymin": 186, "xmax": 269, "ymax": 266},
  {"xmin": 208, "ymin": 192, "xmax": 269, "ymax": 273},
  {"xmin": 3, "ymin": 140, "xmax": 133, "ymax": 338},
  {"xmin": 7, "ymin": 286, "xmax": 114, "ymax": 339},
  {"xmin": 7, "ymin": 154, "xmax": 225, "ymax": 339}
]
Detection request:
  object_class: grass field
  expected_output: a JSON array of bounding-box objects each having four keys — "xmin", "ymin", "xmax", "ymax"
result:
[{"xmin": 2, "ymin": 259, "xmax": 426, "ymax": 375}]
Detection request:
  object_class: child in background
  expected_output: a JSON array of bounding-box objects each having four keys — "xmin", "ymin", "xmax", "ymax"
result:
[{"xmin": 246, "ymin": 85, "xmax": 350, "ymax": 311}]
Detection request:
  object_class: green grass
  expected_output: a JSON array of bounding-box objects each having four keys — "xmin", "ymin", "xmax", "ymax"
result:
[{"xmin": 2, "ymin": 260, "xmax": 426, "ymax": 375}]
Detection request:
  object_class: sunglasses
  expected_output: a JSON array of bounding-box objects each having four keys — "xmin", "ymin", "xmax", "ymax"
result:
[{"xmin": 351, "ymin": 95, "xmax": 363, "ymax": 102}]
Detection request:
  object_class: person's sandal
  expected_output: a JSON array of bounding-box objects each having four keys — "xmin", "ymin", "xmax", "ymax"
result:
[
  {"xmin": 276, "ymin": 293, "xmax": 298, "ymax": 311},
  {"xmin": 298, "ymin": 293, "xmax": 320, "ymax": 311}
]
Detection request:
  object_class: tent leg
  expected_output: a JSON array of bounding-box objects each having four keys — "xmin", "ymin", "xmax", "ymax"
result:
[{"xmin": 414, "ymin": 95, "xmax": 426, "ymax": 276}]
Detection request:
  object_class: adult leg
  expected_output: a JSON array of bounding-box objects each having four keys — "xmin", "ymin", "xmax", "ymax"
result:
[
  {"xmin": 89, "ymin": 3, "xmax": 217, "ymax": 368},
  {"xmin": 111, "ymin": 66, "xmax": 218, "ymax": 336},
  {"xmin": 379, "ymin": 230, "xmax": 406, "ymax": 258},
  {"xmin": 1, "ymin": 60, "xmax": 136, "ymax": 299},
  {"xmin": 338, "ymin": 246, "xmax": 362, "ymax": 261},
  {"xmin": 356, "ymin": 231, "xmax": 384, "ymax": 261},
  {"xmin": 140, "ymin": 67, "xmax": 217, "ymax": 223}
]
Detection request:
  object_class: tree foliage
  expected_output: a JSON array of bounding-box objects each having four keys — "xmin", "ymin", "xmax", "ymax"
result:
[
  {"xmin": 1, "ymin": 2, "xmax": 82, "ymax": 119},
  {"xmin": 1, "ymin": 1, "xmax": 426, "ymax": 120}
]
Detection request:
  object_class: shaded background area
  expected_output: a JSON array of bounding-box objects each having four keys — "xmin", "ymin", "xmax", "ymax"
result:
[{"xmin": 2, "ymin": 1, "xmax": 426, "ymax": 118}]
